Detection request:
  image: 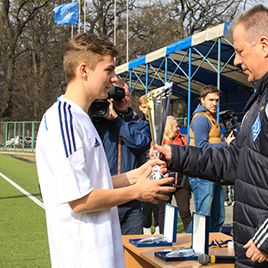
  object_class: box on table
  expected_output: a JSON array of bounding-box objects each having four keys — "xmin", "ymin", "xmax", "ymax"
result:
[
  {"xmin": 129, "ymin": 203, "xmax": 178, "ymax": 247},
  {"xmin": 154, "ymin": 212, "xmax": 209, "ymax": 261}
]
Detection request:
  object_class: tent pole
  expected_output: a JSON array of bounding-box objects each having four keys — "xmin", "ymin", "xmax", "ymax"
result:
[{"xmin": 187, "ymin": 47, "xmax": 192, "ymax": 140}]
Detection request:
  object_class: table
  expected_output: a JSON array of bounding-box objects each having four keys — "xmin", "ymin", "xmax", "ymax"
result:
[{"xmin": 122, "ymin": 233, "xmax": 235, "ymax": 268}]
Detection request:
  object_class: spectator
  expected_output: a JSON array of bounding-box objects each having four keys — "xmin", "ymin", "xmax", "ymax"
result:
[
  {"xmin": 154, "ymin": 5, "xmax": 268, "ymax": 266},
  {"xmin": 36, "ymin": 33, "xmax": 175, "ymax": 268},
  {"xmin": 93, "ymin": 81, "xmax": 152, "ymax": 235},
  {"xmin": 188, "ymin": 85, "xmax": 229, "ymax": 232},
  {"xmin": 158, "ymin": 115, "xmax": 191, "ymax": 233},
  {"xmin": 224, "ymin": 185, "xmax": 234, "ymax": 207}
]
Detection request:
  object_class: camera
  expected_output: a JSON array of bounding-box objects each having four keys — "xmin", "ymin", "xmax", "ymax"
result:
[
  {"xmin": 219, "ymin": 110, "xmax": 239, "ymax": 138},
  {"xmin": 89, "ymin": 86, "xmax": 125, "ymax": 117}
]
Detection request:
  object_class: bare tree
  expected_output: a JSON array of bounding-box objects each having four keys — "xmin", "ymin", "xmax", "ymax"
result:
[
  {"xmin": 167, "ymin": 0, "xmax": 242, "ymax": 37},
  {"xmin": 13, "ymin": 2, "xmax": 69, "ymax": 120},
  {"xmin": 0, "ymin": 0, "xmax": 53, "ymax": 119},
  {"xmin": 0, "ymin": 0, "xmax": 262, "ymax": 120},
  {"xmin": 124, "ymin": 0, "xmax": 243, "ymax": 63}
]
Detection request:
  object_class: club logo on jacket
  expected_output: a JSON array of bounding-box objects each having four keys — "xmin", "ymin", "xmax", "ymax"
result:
[
  {"xmin": 252, "ymin": 113, "xmax": 261, "ymax": 142},
  {"xmin": 94, "ymin": 137, "xmax": 101, "ymax": 147}
]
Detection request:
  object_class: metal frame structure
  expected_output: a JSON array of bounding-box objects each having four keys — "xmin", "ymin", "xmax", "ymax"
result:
[{"xmin": 115, "ymin": 22, "xmax": 252, "ymax": 133}]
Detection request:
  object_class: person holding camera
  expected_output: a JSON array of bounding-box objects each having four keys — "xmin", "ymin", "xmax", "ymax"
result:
[
  {"xmin": 93, "ymin": 80, "xmax": 152, "ymax": 235},
  {"xmin": 219, "ymin": 110, "xmax": 238, "ymax": 207}
]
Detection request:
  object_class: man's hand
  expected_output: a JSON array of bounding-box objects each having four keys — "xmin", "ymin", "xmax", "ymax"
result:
[
  {"xmin": 104, "ymin": 99, "xmax": 118, "ymax": 120},
  {"xmin": 150, "ymin": 144, "xmax": 172, "ymax": 162},
  {"xmin": 134, "ymin": 166, "xmax": 175, "ymax": 204},
  {"xmin": 244, "ymin": 239, "xmax": 268, "ymax": 263},
  {"xmin": 225, "ymin": 131, "xmax": 235, "ymax": 145}
]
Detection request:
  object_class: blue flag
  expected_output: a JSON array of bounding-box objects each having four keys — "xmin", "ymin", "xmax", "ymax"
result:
[{"xmin": 53, "ymin": 2, "xmax": 79, "ymax": 25}]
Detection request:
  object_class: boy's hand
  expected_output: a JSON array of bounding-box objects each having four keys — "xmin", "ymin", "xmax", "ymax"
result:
[
  {"xmin": 134, "ymin": 166, "xmax": 175, "ymax": 204},
  {"xmin": 136, "ymin": 158, "xmax": 167, "ymax": 177}
]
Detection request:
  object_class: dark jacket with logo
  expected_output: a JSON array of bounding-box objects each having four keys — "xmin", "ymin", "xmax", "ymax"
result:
[{"xmin": 168, "ymin": 72, "xmax": 268, "ymax": 268}]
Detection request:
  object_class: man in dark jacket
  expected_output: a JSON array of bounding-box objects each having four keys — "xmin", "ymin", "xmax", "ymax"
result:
[
  {"xmin": 154, "ymin": 5, "xmax": 268, "ymax": 267},
  {"xmin": 93, "ymin": 80, "xmax": 151, "ymax": 234}
]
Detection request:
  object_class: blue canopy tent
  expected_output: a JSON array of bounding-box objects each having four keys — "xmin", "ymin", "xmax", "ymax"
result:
[{"xmin": 115, "ymin": 22, "xmax": 252, "ymax": 134}]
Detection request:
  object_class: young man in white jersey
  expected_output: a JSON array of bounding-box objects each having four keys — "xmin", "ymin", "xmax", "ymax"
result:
[{"xmin": 36, "ymin": 33, "xmax": 175, "ymax": 268}]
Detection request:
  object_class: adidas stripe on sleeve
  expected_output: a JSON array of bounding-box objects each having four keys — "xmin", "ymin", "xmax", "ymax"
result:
[
  {"xmin": 252, "ymin": 218, "xmax": 268, "ymax": 249},
  {"xmin": 58, "ymin": 100, "xmax": 77, "ymax": 158}
]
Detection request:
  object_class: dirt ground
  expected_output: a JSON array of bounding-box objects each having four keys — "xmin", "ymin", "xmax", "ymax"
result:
[{"xmin": 0, "ymin": 151, "xmax": 36, "ymax": 162}]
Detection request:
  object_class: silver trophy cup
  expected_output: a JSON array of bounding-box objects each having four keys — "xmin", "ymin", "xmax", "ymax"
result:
[{"xmin": 146, "ymin": 82, "xmax": 172, "ymax": 180}]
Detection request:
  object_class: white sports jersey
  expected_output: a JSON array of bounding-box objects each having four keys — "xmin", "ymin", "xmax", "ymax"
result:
[{"xmin": 36, "ymin": 96, "xmax": 124, "ymax": 268}]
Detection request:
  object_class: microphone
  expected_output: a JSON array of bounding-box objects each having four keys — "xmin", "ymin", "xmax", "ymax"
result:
[{"xmin": 198, "ymin": 254, "xmax": 236, "ymax": 264}]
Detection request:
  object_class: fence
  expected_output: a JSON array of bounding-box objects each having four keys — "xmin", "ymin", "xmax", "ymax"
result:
[
  {"xmin": 0, "ymin": 121, "xmax": 40, "ymax": 152},
  {"xmin": 0, "ymin": 118, "xmax": 188, "ymax": 152}
]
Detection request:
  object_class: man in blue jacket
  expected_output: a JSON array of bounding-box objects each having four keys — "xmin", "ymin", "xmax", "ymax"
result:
[{"xmin": 93, "ymin": 80, "xmax": 151, "ymax": 234}]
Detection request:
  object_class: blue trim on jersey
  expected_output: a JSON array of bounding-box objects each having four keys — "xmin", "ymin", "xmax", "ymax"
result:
[
  {"xmin": 44, "ymin": 114, "xmax": 48, "ymax": 130},
  {"xmin": 58, "ymin": 101, "xmax": 69, "ymax": 158},
  {"xmin": 58, "ymin": 100, "xmax": 77, "ymax": 158},
  {"xmin": 68, "ymin": 105, "xmax": 76, "ymax": 152},
  {"xmin": 63, "ymin": 102, "xmax": 72, "ymax": 155}
]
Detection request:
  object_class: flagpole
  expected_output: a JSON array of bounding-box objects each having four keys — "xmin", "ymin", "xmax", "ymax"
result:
[
  {"xmin": 71, "ymin": 26, "xmax": 74, "ymax": 38},
  {"xmin": 83, "ymin": 0, "xmax": 86, "ymax": 33},
  {"xmin": 126, "ymin": 0, "xmax": 129, "ymax": 62},
  {"xmin": 78, "ymin": 0, "xmax": 81, "ymax": 33},
  {"xmin": 71, "ymin": 0, "xmax": 75, "ymax": 38},
  {"xmin": 114, "ymin": 0, "xmax": 117, "ymax": 46}
]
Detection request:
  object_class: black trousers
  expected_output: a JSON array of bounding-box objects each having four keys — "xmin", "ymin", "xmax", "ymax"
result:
[
  {"xmin": 142, "ymin": 202, "xmax": 159, "ymax": 228},
  {"xmin": 118, "ymin": 204, "xmax": 143, "ymax": 234}
]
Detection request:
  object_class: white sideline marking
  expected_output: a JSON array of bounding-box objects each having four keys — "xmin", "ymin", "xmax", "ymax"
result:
[{"xmin": 0, "ymin": 171, "xmax": 44, "ymax": 209}]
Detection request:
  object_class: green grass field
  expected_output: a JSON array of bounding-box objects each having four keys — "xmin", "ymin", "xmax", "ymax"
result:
[{"xmin": 0, "ymin": 154, "xmax": 50, "ymax": 268}]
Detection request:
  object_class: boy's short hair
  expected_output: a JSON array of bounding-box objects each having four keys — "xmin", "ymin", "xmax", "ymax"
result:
[
  {"xmin": 199, "ymin": 85, "xmax": 221, "ymax": 99},
  {"xmin": 63, "ymin": 33, "xmax": 118, "ymax": 83}
]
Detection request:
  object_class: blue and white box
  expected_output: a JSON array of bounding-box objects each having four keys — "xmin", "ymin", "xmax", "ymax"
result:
[
  {"xmin": 154, "ymin": 212, "xmax": 209, "ymax": 261},
  {"xmin": 129, "ymin": 203, "xmax": 178, "ymax": 247}
]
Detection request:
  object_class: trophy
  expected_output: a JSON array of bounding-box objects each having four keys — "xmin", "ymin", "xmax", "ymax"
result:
[{"xmin": 146, "ymin": 82, "xmax": 173, "ymax": 180}]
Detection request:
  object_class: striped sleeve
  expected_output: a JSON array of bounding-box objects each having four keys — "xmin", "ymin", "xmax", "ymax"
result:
[
  {"xmin": 252, "ymin": 218, "xmax": 268, "ymax": 250},
  {"xmin": 58, "ymin": 100, "xmax": 77, "ymax": 158}
]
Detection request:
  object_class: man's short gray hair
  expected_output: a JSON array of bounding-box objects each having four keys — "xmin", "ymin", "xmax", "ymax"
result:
[{"xmin": 232, "ymin": 5, "xmax": 268, "ymax": 42}]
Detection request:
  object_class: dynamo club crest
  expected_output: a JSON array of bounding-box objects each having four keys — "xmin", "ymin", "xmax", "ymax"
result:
[{"xmin": 252, "ymin": 113, "xmax": 261, "ymax": 142}]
